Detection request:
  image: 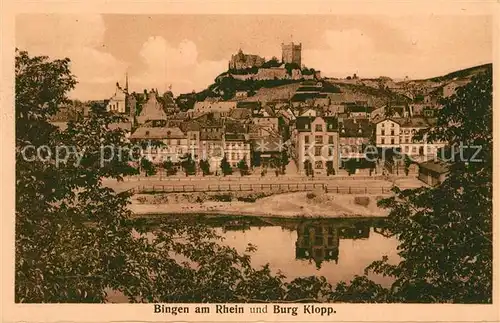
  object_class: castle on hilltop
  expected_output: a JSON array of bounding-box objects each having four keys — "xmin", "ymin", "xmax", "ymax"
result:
[
  {"xmin": 229, "ymin": 49, "xmax": 265, "ymax": 70},
  {"xmin": 228, "ymin": 42, "xmax": 303, "ymax": 70}
]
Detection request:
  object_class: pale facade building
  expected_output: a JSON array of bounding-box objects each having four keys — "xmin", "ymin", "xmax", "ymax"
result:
[
  {"xmin": 106, "ymin": 83, "xmax": 127, "ymax": 113},
  {"xmin": 375, "ymin": 118, "xmax": 401, "ymax": 148},
  {"xmin": 293, "ymin": 116, "xmax": 340, "ymax": 175},
  {"xmin": 375, "ymin": 117, "xmax": 446, "ymax": 160},
  {"xmin": 224, "ymin": 134, "xmax": 251, "ymax": 168}
]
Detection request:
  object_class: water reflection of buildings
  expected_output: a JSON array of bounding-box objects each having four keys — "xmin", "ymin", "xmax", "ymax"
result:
[{"xmin": 295, "ymin": 220, "xmax": 370, "ymax": 269}]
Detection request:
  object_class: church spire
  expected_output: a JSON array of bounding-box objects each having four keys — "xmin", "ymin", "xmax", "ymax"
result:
[{"xmin": 125, "ymin": 72, "xmax": 129, "ymax": 94}]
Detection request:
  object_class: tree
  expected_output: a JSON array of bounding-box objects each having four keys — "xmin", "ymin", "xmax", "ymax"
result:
[
  {"xmin": 199, "ymin": 159, "xmax": 211, "ymax": 176},
  {"xmin": 279, "ymin": 149, "xmax": 289, "ymax": 175},
  {"xmin": 15, "ymin": 50, "xmax": 146, "ymax": 302},
  {"xmin": 162, "ymin": 158, "xmax": 177, "ymax": 176},
  {"xmin": 344, "ymin": 159, "xmax": 357, "ymax": 176},
  {"xmin": 303, "ymin": 160, "xmax": 313, "ymax": 177},
  {"xmin": 180, "ymin": 153, "xmax": 196, "ymax": 176},
  {"xmin": 220, "ymin": 156, "xmax": 232, "ymax": 176},
  {"xmin": 326, "ymin": 161, "xmax": 335, "ymax": 176},
  {"xmin": 140, "ymin": 157, "xmax": 157, "ymax": 176},
  {"xmin": 336, "ymin": 67, "xmax": 493, "ymax": 303},
  {"xmin": 403, "ymin": 155, "xmax": 413, "ymax": 176},
  {"xmin": 16, "ymin": 50, "xmax": 314, "ymax": 303},
  {"xmin": 237, "ymin": 158, "xmax": 249, "ymax": 176}
]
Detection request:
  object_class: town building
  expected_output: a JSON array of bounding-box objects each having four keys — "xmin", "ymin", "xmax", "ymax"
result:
[
  {"xmin": 229, "ymin": 49, "xmax": 265, "ymax": 70},
  {"xmin": 223, "ymin": 134, "xmax": 251, "ymax": 168},
  {"xmin": 136, "ymin": 90, "xmax": 168, "ymax": 125},
  {"xmin": 129, "ymin": 126, "xmax": 190, "ymax": 164},
  {"xmin": 106, "ymin": 82, "xmax": 128, "ymax": 114},
  {"xmin": 250, "ymin": 136, "xmax": 284, "ymax": 167},
  {"xmin": 418, "ymin": 160, "xmax": 449, "ymax": 186},
  {"xmin": 398, "ymin": 118, "xmax": 444, "ymax": 159},
  {"xmin": 293, "ymin": 116, "xmax": 340, "ymax": 176},
  {"xmin": 192, "ymin": 100, "xmax": 237, "ymax": 117},
  {"xmin": 281, "ymin": 42, "xmax": 302, "ymax": 66},
  {"xmin": 252, "ymin": 116, "xmax": 280, "ymax": 137},
  {"xmin": 346, "ymin": 105, "xmax": 374, "ymax": 119},
  {"xmin": 375, "ymin": 117, "xmax": 445, "ymax": 160},
  {"xmin": 375, "ymin": 118, "xmax": 401, "ymax": 148},
  {"xmin": 223, "ymin": 120, "xmax": 251, "ymax": 167},
  {"xmin": 339, "ymin": 118, "xmax": 373, "ymax": 160},
  {"xmin": 234, "ymin": 90, "xmax": 248, "ymax": 99}
]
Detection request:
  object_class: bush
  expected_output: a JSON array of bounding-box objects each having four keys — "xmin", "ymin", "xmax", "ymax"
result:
[
  {"xmin": 236, "ymin": 192, "xmax": 268, "ymax": 202},
  {"xmin": 306, "ymin": 192, "xmax": 316, "ymax": 200},
  {"xmin": 211, "ymin": 194, "xmax": 233, "ymax": 202},
  {"xmin": 354, "ymin": 196, "xmax": 370, "ymax": 206}
]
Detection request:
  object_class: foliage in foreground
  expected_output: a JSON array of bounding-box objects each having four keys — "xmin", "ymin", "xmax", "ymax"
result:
[{"xmin": 15, "ymin": 50, "xmax": 492, "ymax": 303}]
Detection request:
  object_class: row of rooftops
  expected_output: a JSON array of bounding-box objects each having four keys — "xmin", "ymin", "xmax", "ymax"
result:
[
  {"xmin": 374, "ymin": 116, "xmax": 438, "ymax": 128},
  {"xmin": 293, "ymin": 116, "xmax": 375, "ymax": 137}
]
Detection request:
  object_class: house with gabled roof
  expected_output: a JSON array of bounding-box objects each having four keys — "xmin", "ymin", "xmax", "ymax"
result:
[
  {"xmin": 136, "ymin": 90, "xmax": 168, "ymax": 125},
  {"xmin": 292, "ymin": 116, "xmax": 340, "ymax": 176}
]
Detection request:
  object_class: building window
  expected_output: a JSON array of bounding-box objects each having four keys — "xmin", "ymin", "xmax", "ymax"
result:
[
  {"xmin": 405, "ymin": 137, "xmax": 409, "ymax": 143},
  {"xmin": 381, "ymin": 129, "xmax": 385, "ymax": 136},
  {"xmin": 315, "ymin": 160, "xmax": 323, "ymax": 169},
  {"xmin": 314, "ymin": 146, "xmax": 322, "ymax": 156},
  {"xmin": 315, "ymin": 124, "xmax": 323, "ymax": 132},
  {"xmin": 391, "ymin": 123, "xmax": 394, "ymax": 128},
  {"xmin": 328, "ymin": 147, "xmax": 334, "ymax": 156},
  {"xmin": 328, "ymin": 136, "xmax": 334, "ymax": 144},
  {"xmin": 405, "ymin": 146, "xmax": 409, "ymax": 153},
  {"xmin": 304, "ymin": 136, "xmax": 310, "ymax": 144},
  {"xmin": 390, "ymin": 138, "xmax": 395, "ymax": 145},
  {"xmin": 177, "ymin": 139, "xmax": 181, "ymax": 145},
  {"xmin": 381, "ymin": 138, "xmax": 385, "ymax": 145},
  {"xmin": 390, "ymin": 130, "xmax": 395, "ymax": 136},
  {"xmin": 315, "ymin": 135, "xmax": 323, "ymax": 144},
  {"xmin": 381, "ymin": 123, "xmax": 385, "ymax": 128},
  {"xmin": 412, "ymin": 146, "xmax": 417, "ymax": 153}
]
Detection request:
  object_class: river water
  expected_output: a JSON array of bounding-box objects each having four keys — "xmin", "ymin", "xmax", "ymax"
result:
[
  {"xmin": 109, "ymin": 216, "xmax": 398, "ymax": 302},
  {"xmin": 211, "ymin": 217, "xmax": 399, "ymax": 286}
]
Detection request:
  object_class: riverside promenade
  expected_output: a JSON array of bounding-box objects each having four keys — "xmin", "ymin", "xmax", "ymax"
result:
[{"xmin": 103, "ymin": 173, "xmax": 425, "ymax": 194}]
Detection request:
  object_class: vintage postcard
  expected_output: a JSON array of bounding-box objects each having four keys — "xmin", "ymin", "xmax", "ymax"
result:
[{"xmin": 1, "ymin": 0, "xmax": 499, "ymax": 322}]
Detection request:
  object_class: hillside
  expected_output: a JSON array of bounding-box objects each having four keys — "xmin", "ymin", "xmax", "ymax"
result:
[
  {"xmin": 176, "ymin": 63, "xmax": 491, "ymax": 109},
  {"xmin": 326, "ymin": 82, "xmax": 410, "ymax": 106},
  {"xmin": 241, "ymin": 82, "xmax": 302, "ymax": 102},
  {"xmin": 424, "ymin": 63, "xmax": 491, "ymax": 83}
]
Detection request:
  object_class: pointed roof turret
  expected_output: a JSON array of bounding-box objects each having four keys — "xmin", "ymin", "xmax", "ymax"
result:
[{"xmin": 136, "ymin": 90, "xmax": 168, "ymax": 124}]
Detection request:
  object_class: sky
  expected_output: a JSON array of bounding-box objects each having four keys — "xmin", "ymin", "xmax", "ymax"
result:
[{"xmin": 16, "ymin": 14, "xmax": 492, "ymax": 100}]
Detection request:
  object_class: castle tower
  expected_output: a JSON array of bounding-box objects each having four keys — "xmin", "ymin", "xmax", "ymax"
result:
[{"xmin": 281, "ymin": 42, "xmax": 302, "ymax": 66}]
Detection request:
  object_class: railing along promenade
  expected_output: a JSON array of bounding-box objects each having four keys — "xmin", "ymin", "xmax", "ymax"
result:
[
  {"xmin": 116, "ymin": 174, "xmax": 412, "ymax": 182},
  {"xmin": 129, "ymin": 182, "xmax": 402, "ymax": 195}
]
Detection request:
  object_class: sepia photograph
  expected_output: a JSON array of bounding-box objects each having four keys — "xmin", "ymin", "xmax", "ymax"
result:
[{"xmin": 3, "ymin": 2, "xmax": 497, "ymax": 319}]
